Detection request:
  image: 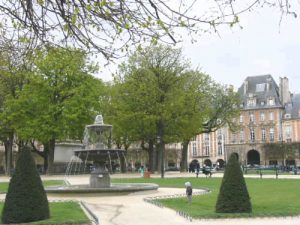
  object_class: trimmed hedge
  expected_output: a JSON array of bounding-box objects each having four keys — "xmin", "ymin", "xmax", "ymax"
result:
[
  {"xmin": 215, "ymin": 153, "xmax": 252, "ymax": 213},
  {"xmin": 2, "ymin": 146, "xmax": 50, "ymax": 224}
]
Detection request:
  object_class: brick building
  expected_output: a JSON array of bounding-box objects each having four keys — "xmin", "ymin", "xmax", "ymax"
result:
[{"xmin": 188, "ymin": 75, "xmax": 300, "ymax": 168}]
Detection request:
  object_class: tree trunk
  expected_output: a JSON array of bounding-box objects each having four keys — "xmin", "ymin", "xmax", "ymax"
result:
[
  {"xmin": 153, "ymin": 145, "xmax": 158, "ymax": 172},
  {"xmin": 120, "ymin": 148, "xmax": 127, "ymax": 173},
  {"xmin": 147, "ymin": 139, "xmax": 155, "ymax": 172},
  {"xmin": 180, "ymin": 140, "xmax": 189, "ymax": 172},
  {"xmin": 157, "ymin": 119, "xmax": 165, "ymax": 178},
  {"xmin": 157, "ymin": 144, "xmax": 161, "ymax": 173},
  {"xmin": 42, "ymin": 142, "xmax": 49, "ymax": 173},
  {"xmin": 4, "ymin": 132, "xmax": 14, "ymax": 176},
  {"xmin": 47, "ymin": 138, "xmax": 56, "ymax": 174}
]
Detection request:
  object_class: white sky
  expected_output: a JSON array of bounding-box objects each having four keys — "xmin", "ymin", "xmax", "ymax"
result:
[{"xmin": 96, "ymin": 5, "xmax": 300, "ymax": 94}]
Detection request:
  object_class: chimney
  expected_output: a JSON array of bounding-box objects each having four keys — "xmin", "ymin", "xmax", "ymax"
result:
[
  {"xmin": 244, "ymin": 80, "xmax": 248, "ymax": 95},
  {"xmin": 279, "ymin": 77, "xmax": 291, "ymax": 105}
]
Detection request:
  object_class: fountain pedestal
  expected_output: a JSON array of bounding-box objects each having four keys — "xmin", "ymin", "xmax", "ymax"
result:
[
  {"xmin": 90, "ymin": 172, "xmax": 110, "ymax": 188},
  {"xmin": 89, "ymin": 161, "xmax": 111, "ymax": 188}
]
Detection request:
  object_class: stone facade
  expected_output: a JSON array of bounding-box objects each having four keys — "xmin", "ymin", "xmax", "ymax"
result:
[{"xmin": 189, "ymin": 75, "xmax": 300, "ymax": 167}]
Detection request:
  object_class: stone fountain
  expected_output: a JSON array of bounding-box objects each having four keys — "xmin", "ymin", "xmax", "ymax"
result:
[
  {"xmin": 46, "ymin": 115, "xmax": 158, "ymax": 194},
  {"xmin": 74, "ymin": 115, "xmax": 125, "ymax": 188}
]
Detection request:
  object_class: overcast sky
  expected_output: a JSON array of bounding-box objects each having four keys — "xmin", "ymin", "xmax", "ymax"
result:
[{"xmin": 96, "ymin": 5, "xmax": 300, "ymax": 94}]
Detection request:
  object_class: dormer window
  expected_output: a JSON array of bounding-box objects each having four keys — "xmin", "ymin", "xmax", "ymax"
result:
[
  {"xmin": 268, "ymin": 97, "xmax": 275, "ymax": 106},
  {"xmin": 247, "ymin": 98, "xmax": 256, "ymax": 107},
  {"xmin": 256, "ymin": 83, "xmax": 266, "ymax": 92},
  {"xmin": 284, "ymin": 114, "xmax": 291, "ymax": 119}
]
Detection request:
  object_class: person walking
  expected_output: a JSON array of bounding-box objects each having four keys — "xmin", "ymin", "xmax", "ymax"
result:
[{"xmin": 185, "ymin": 182, "xmax": 193, "ymax": 203}]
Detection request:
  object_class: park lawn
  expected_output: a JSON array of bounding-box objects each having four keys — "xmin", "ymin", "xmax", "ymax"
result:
[
  {"xmin": 243, "ymin": 169, "xmax": 292, "ymax": 176},
  {"xmin": 112, "ymin": 177, "xmax": 300, "ymax": 218},
  {"xmin": 0, "ymin": 201, "xmax": 90, "ymax": 225},
  {"xmin": 0, "ymin": 180, "xmax": 64, "ymax": 193}
]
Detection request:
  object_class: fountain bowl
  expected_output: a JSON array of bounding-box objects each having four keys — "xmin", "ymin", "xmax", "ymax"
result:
[{"xmin": 46, "ymin": 183, "xmax": 159, "ymax": 194}]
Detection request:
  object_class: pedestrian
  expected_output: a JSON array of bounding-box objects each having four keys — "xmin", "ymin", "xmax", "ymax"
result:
[
  {"xmin": 185, "ymin": 182, "xmax": 192, "ymax": 203},
  {"xmin": 196, "ymin": 162, "xmax": 200, "ymax": 178},
  {"xmin": 138, "ymin": 165, "xmax": 144, "ymax": 177}
]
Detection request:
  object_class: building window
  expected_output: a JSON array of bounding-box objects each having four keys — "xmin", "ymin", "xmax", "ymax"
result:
[
  {"xmin": 285, "ymin": 126, "xmax": 292, "ymax": 140},
  {"xmin": 231, "ymin": 133, "xmax": 237, "ymax": 143},
  {"xmin": 217, "ymin": 142, "xmax": 222, "ymax": 156},
  {"xmin": 270, "ymin": 128, "xmax": 275, "ymax": 142},
  {"xmin": 192, "ymin": 142, "xmax": 197, "ymax": 156},
  {"xmin": 261, "ymin": 128, "xmax": 266, "ymax": 142},
  {"xmin": 203, "ymin": 133, "xmax": 210, "ymax": 156},
  {"xmin": 250, "ymin": 128, "xmax": 255, "ymax": 142},
  {"xmin": 191, "ymin": 136, "xmax": 196, "ymax": 141},
  {"xmin": 240, "ymin": 129, "xmax": 244, "ymax": 143},
  {"xmin": 260, "ymin": 112, "xmax": 265, "ymax": 121},
  {"xmin": 204, "ymin": 133, "xmax": 209, "ymax": 141},
  {"xmin": 204, "ymin": 145, "xmax": 210, "ymax": 156},
  {"xmin": 269, "ymin": 112, "xmax": 274, "ymax": 121},
  {"xmin": 249, "ymin": 112, "xmax": 255, "ymax": 123},
  {"xmin": 240, "ymin": 114, "xmax": 243, "ymax": 123}
]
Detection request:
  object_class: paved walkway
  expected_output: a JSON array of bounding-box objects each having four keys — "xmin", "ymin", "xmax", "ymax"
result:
[{"xmin": 1, "ymin": 172, "xmax": 300, "ymax": 225}]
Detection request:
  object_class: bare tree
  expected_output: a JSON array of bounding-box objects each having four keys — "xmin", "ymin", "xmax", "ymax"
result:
[{"xmin": 0, "ymin": 0, "xmax": 297, "ymax": 61}]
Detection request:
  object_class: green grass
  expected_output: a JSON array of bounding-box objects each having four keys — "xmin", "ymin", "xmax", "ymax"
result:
[
  {"xmin": 112, "ymin": 177, "xmax": 300, "ymax": 218},
  {"xmin": 0, "ymin": 180, "xmax": 64, "ymax": 193},
  {"xmin": 0, "ymin": 180, "xmax": 89, "ymax": 224},
  {"xmin": 243, "ymin": 169, "xmax": 292, "ymax": 175},
  {"xmin": 0, "ymin": 202, "xmax": 90, "ymax": 225}
]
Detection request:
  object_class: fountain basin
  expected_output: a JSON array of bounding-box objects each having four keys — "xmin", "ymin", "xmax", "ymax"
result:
[
  {"xmin": 46, "ymin": 183, "xmax": 159, "ymax": 194},
  {"xmin": 74, "ymin": 149, "xmax": 125, "ymax": 162}
]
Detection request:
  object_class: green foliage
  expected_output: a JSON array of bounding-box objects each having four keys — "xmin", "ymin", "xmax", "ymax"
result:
[
  {"xmin": 6, "ymin": 47, "xmax": 103, "ymax": 142},
  {"xmin": 114, "ymin": 177, "xmax": 300, "ymax": 218},
  {"xmin": 0, "ymin": 180, "xmax": 65, "ymax": 193},
  {"xmin": 2, "ymin": 146, "xmax": 49, "ymax": 224},
  {"xmin": 3, "ymin": 47, "xmax": 105, "ymax": 173},
  {"xmin": 111, "ymin": 44, "xmax": 209, "ymax": 146},
  {"xmin": 0, "ymin": 202, "xmax": 90, "ymax": 225},
  {"xmin": 215, "ymin": 154, "xmax": 252, "ymax": 213},
  {"xmin": 263, "ymin": 142, "xmax": 300, "ymax": 163}
]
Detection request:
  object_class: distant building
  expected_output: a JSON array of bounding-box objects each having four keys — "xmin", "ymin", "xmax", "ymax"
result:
[{"xmin": 188, "ymin": 75, "xmax": 300, "ymax": 168}]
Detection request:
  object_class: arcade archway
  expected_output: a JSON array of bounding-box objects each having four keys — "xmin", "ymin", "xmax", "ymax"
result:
[
  {"xmin": 216, "ymin": 159, "xmax": 225, "ymax": 168},
  {"xmin": 247, "ymin": 149, "xmax": 260, "ymax": 165},
  {"xmin": 204, "ymin": 159, "xmax": 212, "ymax": 167}
]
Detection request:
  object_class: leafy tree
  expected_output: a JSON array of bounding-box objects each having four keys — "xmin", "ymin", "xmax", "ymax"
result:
[
  {"xmin": 216, "ymin": 153, "xmax": 252, "ymax": 213},
  {"xmin": 0, "ymin": 1, "xmax": 296, "ymax": 59},
  {"xmin": 109, "ymin": 44, "xmax": 191, "ymax": 176},
  {"xmin": 5, "ymin": 47, "xmax": 105, "ymax": 173},
  {"xmin": 2, "ymin": 146, "xmax": 49, "ymax": 224},
  {"xmin": 176, "ymin": 74, "xmax": 240, "ymax": 171},
  {"xmin": 263, "ymin": 142, "xmax": 300, "ymax": 166},
  {"xmin": 0, "ymin": 44, "xmax": 30, "ymax": 175},
  {"xmin": 109, "ymin": 44, "xmax": 240, "ymax": 174}
]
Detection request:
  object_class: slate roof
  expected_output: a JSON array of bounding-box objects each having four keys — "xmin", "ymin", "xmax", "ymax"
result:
[
  {"xmin": 290, "ymin": 94, "xmax": 300, "ymax": 119},
  {"xmin": 238, "ymin": 74, "xmax": 282, "ymax": 109}
]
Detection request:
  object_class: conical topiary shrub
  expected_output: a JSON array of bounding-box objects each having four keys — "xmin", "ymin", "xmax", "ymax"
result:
[
  {"xmin": 2, "ymin": 146, "xmax": 50, "ymax": 224},
  {"xmin": 215, "ymin": 153, "xmax": 252, "ymax": 213}
]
